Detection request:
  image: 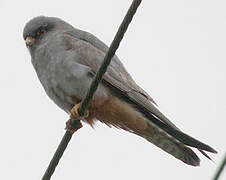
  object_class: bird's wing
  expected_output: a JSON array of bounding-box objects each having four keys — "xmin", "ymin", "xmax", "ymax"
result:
[
  {"xmin": 62, "ymin": 31, "xmax": 216, "ymax": 153},
  {"xmin": 66, "ymin": 30, "xmax": 157, "ymax": 105},
  {"xmin": 65, "ymin": 30, "xmax": 186, "ymax": 129}
]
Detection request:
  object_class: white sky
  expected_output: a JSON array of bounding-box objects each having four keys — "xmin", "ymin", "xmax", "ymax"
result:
[{"xmin": 0, "ymin": 0, "xmax": 225, "ymax": 179}]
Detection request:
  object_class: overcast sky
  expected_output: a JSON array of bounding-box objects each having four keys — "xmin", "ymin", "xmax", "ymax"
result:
[{"xmin": 0, "ymin": 0, "xmax": 225, "ymax": 179}]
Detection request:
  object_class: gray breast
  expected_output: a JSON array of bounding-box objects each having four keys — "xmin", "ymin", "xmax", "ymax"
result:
[{"xmin": 31, "ymin": 45, "xmax": 75, "ymax": 113}]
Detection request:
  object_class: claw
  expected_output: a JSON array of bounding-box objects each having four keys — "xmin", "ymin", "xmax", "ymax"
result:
[
  {"xmin": 70, "ymin": 103, "xmax": 89, "ymax": 119},
  {"xmin": 65, "ymin": 103, "xmax": 88, "ymax": 134}
]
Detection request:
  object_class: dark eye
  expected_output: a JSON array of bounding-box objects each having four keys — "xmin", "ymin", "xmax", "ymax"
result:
[{"xmin": 36, "ymin": 29, "xmax": 46, "ymax": 36}]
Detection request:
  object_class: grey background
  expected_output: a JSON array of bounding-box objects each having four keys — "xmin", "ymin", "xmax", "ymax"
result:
[{"xmin": 0, "ymin": 0, "xmax": 225, "ymax": 179}]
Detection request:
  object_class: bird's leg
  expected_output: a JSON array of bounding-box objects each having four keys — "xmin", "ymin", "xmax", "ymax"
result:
[
  {"xmin": 70, "ymin": 103, "xmax": 89, "ymax": 118},
  {"xmin": 65, "ymin": 103, "xmax": 89, "ymax": 134}
]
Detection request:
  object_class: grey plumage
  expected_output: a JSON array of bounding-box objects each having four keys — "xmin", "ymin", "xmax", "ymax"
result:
[{"xmin": 23, "ymin": 16, "xmax": 217, "ymax": 166}]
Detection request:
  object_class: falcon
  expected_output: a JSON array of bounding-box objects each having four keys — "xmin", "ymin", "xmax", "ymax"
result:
[{"xmin": 23, "ymin": 16, "xmax": 217, "ymax": 166}]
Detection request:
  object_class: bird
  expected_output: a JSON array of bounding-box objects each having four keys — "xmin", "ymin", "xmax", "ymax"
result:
[{"xmin": 23, "ymin": 16, "xmax": 217, "ymax": 166}]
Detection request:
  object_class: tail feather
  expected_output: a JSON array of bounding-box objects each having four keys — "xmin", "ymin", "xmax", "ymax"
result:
[
  {"xmin": 163, "ymin": 128, "xmax": 217, "ymax": 153},
  {"xmin": 140, "ymin": 122, "xmax": 201, "ymax": 166},
  {"xmin": 198, "ymin": 149, "xmax": 213, "ymax": 161},
  {"xmin": 96, "ymin": 94, "xmax": 216, "ymax": 166},
  {"xmin": 145, "ymin": 114, "xmax": 217, "ymax": 154}
]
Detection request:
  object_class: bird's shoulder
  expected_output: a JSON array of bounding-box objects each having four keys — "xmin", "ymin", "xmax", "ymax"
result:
[{"xmin": 55, "ymin": 29, "xmax": 157, "ymax": 106}]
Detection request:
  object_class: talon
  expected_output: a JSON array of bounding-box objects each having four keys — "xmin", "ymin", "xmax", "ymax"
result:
[
  {"xmin": 70, "ymin": 103, "xmax": 89, "ymax": 119},
  {"xmin": 71, "ymin": 103, "xmax": 80, "ymax": 117}
]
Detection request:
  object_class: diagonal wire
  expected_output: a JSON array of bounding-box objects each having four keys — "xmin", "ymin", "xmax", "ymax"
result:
[
  {"xmin": 41, "ymin": 0, "xmax": 142, "ymax": 179},
  {"xmin": 212, "ymin": 154, "xmax": 226, "ymax": 180},
  {"xmin": 78, "ymin": 0, "xmax": 142, "ymax": 116}
]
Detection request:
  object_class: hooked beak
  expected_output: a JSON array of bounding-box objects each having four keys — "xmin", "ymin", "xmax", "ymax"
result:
[{"xmin": 25, "ymin": 36, "xmax": 35, "ymax": 46}]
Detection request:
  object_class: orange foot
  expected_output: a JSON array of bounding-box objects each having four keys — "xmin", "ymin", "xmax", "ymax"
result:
[
  {"xmin": 70, "ymin": 103, "xmax": 89, "ymax": 119},
  {"xmin": 65, "ymin": 103, "xmax": 89, "ymax": 134}
]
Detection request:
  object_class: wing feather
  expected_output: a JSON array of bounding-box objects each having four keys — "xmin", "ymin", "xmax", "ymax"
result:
[{"xmin": 63, "ymin": 30, "xmax": 217, "ymax": 153}]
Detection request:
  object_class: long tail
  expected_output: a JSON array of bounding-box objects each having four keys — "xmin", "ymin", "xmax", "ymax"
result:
[
  {"xmin": 137, "ymin": 122, "xmax": 201, "ymax": 166},
  {"xmin": 96, "ymin": 95, "xmax": 216, "ymax": 166}
]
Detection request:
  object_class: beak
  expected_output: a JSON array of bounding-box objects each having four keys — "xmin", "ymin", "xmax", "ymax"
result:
[{"xmin": 25, "ymin": 36, "xmax": 35, "ymax": 46}]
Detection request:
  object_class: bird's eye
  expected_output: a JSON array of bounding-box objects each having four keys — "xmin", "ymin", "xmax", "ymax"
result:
[{"xmin": 36, "ymin": 29, "xmax": 46, "ymax": 36}]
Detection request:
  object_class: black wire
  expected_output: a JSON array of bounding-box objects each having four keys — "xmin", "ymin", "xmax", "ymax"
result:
[
  {"xmin": 78, "ymin": 0, "xmax": 142, "ymax": 116},
  {"xmin": 213, "ymin": 154, "xmax": 226, "ymax": 180}
]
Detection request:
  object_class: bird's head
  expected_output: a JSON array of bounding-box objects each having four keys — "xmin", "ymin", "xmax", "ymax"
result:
[
  {"xmin": 23, "ymin": 16, "xmax": 55, "ymax": 47},
  {"xmin": 23, "ymin": 16, "xmax": 72, "ymax": 48}
]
